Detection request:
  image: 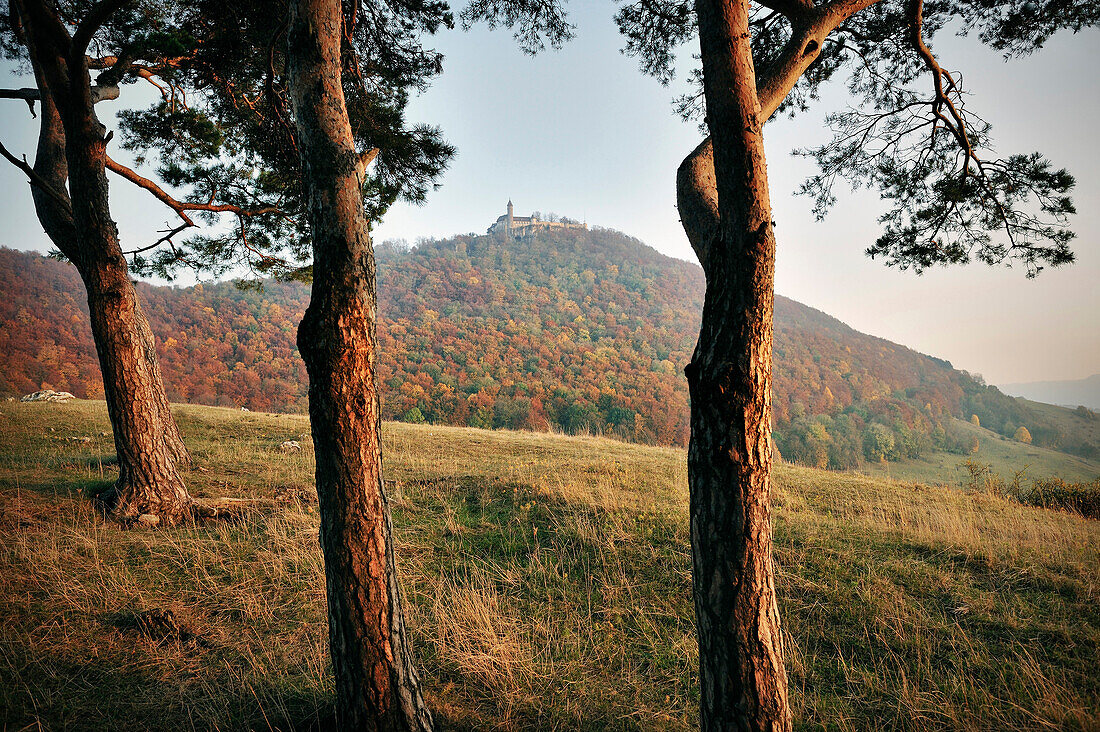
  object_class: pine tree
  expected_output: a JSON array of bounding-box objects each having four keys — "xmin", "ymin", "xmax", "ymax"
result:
[
  {"xmin": 4, "ymin": 0, "xmax": 568, "ymax": 723},
  {"xmin": 0, "ymin": 0, "xmax": 217, "ymax": 521},
  {"xmin": 614, "ymin": 0, "xmax": 1093, "ymax": 727},
  {"xmin": 281, "ymin": 1, "xmax": 567, "ymax": 725}
]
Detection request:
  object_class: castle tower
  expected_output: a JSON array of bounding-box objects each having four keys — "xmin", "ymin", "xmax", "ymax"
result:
[{"xmin": 507, "ymin": 199, "xmax": 514, "ymax": 235}]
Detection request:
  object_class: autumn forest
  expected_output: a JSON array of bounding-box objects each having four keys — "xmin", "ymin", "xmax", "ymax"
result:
[{"xmin": 3, "ymin": 232, "xmax": 1092, "ymax": 471}]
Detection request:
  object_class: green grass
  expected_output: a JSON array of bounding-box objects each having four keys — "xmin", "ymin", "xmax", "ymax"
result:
[
  {"xmin": 858, "ymin": 416, "xmax": 1100, "ymax": 485},
  {"xmin": 1, "ymin": 400, "xmax": 1098, "ymax": 730}
]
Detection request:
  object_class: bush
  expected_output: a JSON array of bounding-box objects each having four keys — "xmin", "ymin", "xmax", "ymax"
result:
[
  {"xmin": 961, "ymin": 461, "xmax": 1100, "ymax": 519},
  {"xmin": 1018, "ymin": 478, "xmax": 1100, "ymax": 519},
  {"xmin": 960, "ymin": 460, "xmax": 1023, "ymax": 498}
]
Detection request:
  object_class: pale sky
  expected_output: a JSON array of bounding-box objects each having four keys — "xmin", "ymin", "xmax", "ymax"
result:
[{"xmin": 1, "ymin": 6, "xmax": 1097, "ymax": 385}]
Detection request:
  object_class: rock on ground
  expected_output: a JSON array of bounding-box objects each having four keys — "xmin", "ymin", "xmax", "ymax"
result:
[{"xmin": 21, "ymin": 390, "xmax": 76, "ymax": 403}]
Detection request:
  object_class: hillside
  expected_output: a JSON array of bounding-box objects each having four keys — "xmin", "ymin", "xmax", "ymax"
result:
[
  {"xmin": 1, "ymin": 400, "xmax": 1097, "ymax": 730},
  {"xmin": 1, "ymin": 233, "xmax": 1096, "ymax": 471},
  {"xmin": 860, "ymin": 416, "xmax": 1100, "ymax": 483}
]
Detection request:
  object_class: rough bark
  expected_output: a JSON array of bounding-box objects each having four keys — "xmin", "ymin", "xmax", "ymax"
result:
[
  {"xmin": 684, "ymin": 0, "xmax": 791, "ymax": 729},
  {"xmin": 15, "ymin": 0, "xmax": 191, "ymax": 521},
  {"xmin": 285, "ymin": 0, "xmax": 433, "ymax": 728}
]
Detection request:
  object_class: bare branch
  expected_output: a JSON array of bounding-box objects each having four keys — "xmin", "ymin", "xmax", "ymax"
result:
[
  {"xmin": 0, "ymin": 87, "xmax": 39, "ymax": 116},
  {"xmin": 122, "ymin": 222, "xmax": 191, "ymax": 255},
  {"xmin": 2, "ymin": 82, "xmax": 120, "ymax": 112},
  {"xmin": 907, "ymin": 0, "xmax": 974, "ymax": 166},
  {"xmin": 0, "ymin": 137, "xmax": 73, "ymax": 216},
  {"xmin": 105, "ymin": 156, "xmax": 292, "ymax": 260},
  {"xmin": 0, "ymin": 87, "xmax": 40, "ymax": 101}
]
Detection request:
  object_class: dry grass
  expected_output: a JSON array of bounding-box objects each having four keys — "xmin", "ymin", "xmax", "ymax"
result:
[{"xmin": 1, "ymin": 400, "xmax": 1097, "ymax": 730}]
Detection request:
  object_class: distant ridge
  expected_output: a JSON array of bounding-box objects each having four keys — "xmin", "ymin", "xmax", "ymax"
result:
[
  {"xmin": 999, "ymin": 374, "xmax": 1100, "ymax": 411},
  {"xmin": 2, "ymin": 229, "xmax": 1097, "ymax": 466}
]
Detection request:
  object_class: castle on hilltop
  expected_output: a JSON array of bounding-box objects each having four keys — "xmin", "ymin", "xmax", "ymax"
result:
[{"xmin": 488, "ymin": 200, "xmax": 587, "ymax": 237}]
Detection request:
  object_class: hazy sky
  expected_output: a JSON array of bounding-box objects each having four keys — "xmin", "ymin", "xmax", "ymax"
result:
[{"xmin": 1, "ymin": 7, "xmax": 1097, "ymax": 385}]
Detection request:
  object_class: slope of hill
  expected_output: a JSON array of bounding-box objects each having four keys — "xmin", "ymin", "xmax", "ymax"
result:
[
  {"xmin": 1000, "ymin": 374, "xmax": 1100, "ymax": 411},
  {"xmin": 860, "ymin": 416, "xmax": 1100, "ymax": 483},
  {"xmin": 1, "ymin": 232, "xmax": 1096, "ymax": 470},
  {"xmin": 2, "ymin": 401, "xmax": 1097, "ymax": 730}
]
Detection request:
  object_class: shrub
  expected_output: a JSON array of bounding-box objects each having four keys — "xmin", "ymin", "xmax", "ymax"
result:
[
  {"xmin": 961, "ymin": 461, "xmax": 1100, "ymax": 520},
  {"xmin": 1013, "ymin": 426, "xmax": 1032, "ymax": 444},
  {"xmin": 1018, "ymin": 478, "xmax": 1100, "ymax": 519},
  {"xmin": 962, "ymin": 460, "xmax": 1005, "ymax": 497}
]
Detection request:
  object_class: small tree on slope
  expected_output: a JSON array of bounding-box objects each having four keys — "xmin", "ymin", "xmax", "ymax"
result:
[{"xmin": 615, "ymin": 0, "xmax": 1092, "ymax": 729}]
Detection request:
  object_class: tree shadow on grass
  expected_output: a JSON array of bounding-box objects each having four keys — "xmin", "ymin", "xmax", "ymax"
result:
[
  {"xmin": 3, "ymin": 644, "xmax": 645, "ymax": 732},
  {"xmin": 2, "ymin": 643, "xmax": 335, "ymax": 732}
]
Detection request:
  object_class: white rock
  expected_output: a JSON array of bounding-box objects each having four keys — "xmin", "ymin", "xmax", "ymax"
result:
[{"xmin": 21, "ymin": 390, "xmax": 76, "ymax": 403}]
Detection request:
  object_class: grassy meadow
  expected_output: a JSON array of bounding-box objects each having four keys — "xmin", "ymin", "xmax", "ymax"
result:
[
  {"xmin": 1, "ymin": 400, "xmax": 1098, "ymax": 730},
  {"xmin": 859, "ymin": 415, "xmax": 1100, "ymax": 485}
]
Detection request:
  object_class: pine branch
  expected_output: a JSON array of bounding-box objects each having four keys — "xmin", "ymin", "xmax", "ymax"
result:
[
  {"xmin": 71, "ymin": 0, "xmax": 131, "ymax": 57},
  {"xmin": 0, "ymin": 84, "xmax": 120, "ymax": 106},
  {"xmin": 0, "ymin": 137, "xmax": 74, "ymax": 216},
  {"xmin": 105, "ymin": 156, "xmax": 283, "ymax": 221}
]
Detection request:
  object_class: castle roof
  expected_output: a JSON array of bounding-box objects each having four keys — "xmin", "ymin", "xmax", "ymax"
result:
[{"xmin": 495, "ymin": 211, "xmax": 532, "ymax": 224}]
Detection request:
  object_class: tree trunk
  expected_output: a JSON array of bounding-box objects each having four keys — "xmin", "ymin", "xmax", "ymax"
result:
[
  {"xmin": 79, "ymin": 253, "xmax": 193, "ymax": 520},
  {"xmin": 16, "ymin": 0, "xmax": 191, "ymax": 522},
  {"xmin": 286, "ymin": 0, "xmax": 434, "ymax": 728},
  {"xmin": 683, "ymin": 0, "xmax": 791, "ymax": 729}
]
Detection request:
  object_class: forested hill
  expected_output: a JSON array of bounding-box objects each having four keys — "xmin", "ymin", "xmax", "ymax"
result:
[{"xmin": 1, "ymin": 230, "xmax": 1095, "ymax": 467}]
